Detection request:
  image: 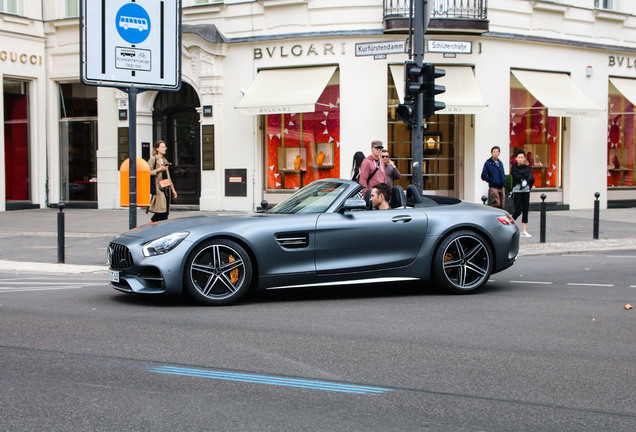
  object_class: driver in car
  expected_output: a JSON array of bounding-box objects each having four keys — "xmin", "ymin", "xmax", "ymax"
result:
[{"xmin": 370, "ymin": 183, "xmax": 391, "ymax": 210}]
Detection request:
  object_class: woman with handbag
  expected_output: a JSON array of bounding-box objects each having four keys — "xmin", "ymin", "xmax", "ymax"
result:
[
  {"xmin": 148, "ymin": 140, "xmax": 178, "ymax": 222},
  {"xmin": 510, "ymin": 150, "xmax": 535, "ymax": 237}
]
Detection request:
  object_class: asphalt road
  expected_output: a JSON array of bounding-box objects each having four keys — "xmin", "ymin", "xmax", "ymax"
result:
[{"xmin": 0, "ymin": 253, "xmax": 634, "ymax": 432}]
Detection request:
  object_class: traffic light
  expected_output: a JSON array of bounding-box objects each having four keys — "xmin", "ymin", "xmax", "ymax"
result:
[
  {"xmin": 396, "ymin": 61, "xmax": 424, "ymax": 126},
  {"xmin": 422, "ymin": 63, "xmax": 446, "ymax": 119},
  {"xmin": 396, "ymin": 61, "xmax": 446, "ymax": 124}
]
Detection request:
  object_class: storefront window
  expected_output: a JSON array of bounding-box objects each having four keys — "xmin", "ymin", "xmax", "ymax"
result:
[
  {"xmin": 265, "ymin": 84, "xmax": 340, "ymax": 190},
  {"xmin": 510, "ymin": 87, "xmax": 562, "ymax": 188},
  {"xmin": 3, "ymin": 79, "xmax": 29, "ymax": 201},
  {"xmin": 59, "ymin": 83, "xmax": 98, "ymax": 202},
  {"xmin": 607, "ymin": 90, "xmax": 635, "ymax": 187},
  {"xmin": 387, "ymin": 69, "xmax": 456, "ymax": 194}
]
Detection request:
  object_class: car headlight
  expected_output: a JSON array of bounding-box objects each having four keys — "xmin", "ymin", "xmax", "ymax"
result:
[{"xmin": 142, "ymin": 232, "xmax": 189, "ymax": 257}]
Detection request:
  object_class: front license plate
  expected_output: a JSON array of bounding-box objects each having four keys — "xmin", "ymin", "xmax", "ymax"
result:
[{"xmin": 108, "ymin": 269, "xmax": 120, "ymax": 283}]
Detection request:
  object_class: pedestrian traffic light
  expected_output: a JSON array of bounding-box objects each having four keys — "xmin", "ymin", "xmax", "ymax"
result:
[{"xmin": 422, "ymin": 63, "xmax": 446, "ymax": 119}]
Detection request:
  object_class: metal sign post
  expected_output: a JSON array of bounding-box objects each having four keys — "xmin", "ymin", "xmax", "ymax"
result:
[
  {"xmin": 412, "ymin": 0, "xmax": 426, "ymax": 193},
  {"xmin": 80, "ymin": 0, "xmax": 182, "ymax": 229}
]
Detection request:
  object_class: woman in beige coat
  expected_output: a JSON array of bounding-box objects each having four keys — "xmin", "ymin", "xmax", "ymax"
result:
[{"xmin": 148, "ymin": 140, "xmax": 178, "ymax": 222}]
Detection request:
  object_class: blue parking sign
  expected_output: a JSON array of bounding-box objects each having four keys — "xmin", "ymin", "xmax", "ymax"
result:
[{"xmin": 116, "ymin": 3, "xmax": 151, "ymax": 44}]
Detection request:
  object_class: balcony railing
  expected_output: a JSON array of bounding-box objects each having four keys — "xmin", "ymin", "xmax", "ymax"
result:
[{"xmin": 383, "ymin": 0, "xmax": 488, "ymax": 33}]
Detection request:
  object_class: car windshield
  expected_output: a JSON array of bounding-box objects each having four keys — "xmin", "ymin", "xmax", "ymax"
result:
[{"xmin": 267, "ymin": 181, "xmax": 349, "ymax": 214}]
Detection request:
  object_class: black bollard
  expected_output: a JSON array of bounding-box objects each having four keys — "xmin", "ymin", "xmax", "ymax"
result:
[
  {"xmin": 593, "ymin": 192, "xmax": 600, "ymax": 240},
  {"xmin": 481, "ymin": 195, "xmax": 487, "ymax": 205},
  {"xmin": 57, "ymin": 202, "xmax": 65, "ymax": 263},
  {"xmin": 540, "ymin": 193, "xmax": 547, "ymax": 243}
]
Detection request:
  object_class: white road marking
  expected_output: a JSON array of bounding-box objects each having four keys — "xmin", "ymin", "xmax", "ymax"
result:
[
  {"xmin": 0, "ymin": 281, "xmax": 102, "ymax": 286},
  {"xmin": 0, "ymin": 286, "xmax": 91, "ymax": 293},
  {"xmin": 605, "ymin": 255, "xmax": 636, "ymax": 259},
  {"xmin": 566, "ymin": 283, "xmax": 614, "ymax": 287},
  {"xmin": 0, "ymin": 281, "xmax": 104, "ymax": 293},
  {"xmin": 509, "ymin": 280, "xmax": 553, "ymax": 285}
]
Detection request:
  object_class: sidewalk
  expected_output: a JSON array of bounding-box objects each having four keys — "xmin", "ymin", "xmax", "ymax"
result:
[{"xmin": 0, "ymin": 206, "xmax": 635, "ymax": 274}]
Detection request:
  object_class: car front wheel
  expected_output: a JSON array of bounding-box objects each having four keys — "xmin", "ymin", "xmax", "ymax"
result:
[
  {"xmin": 185, "ymin": 239, "xmax": 253, "ymax": 305},
  {"xmin": 433, "ymin": 230, "xmax": 493, "ymax": 294}
]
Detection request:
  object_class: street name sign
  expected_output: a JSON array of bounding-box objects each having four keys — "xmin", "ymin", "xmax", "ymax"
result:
[
  {"xmin": 80, "ymin": 0, "xmax": 182, "ymax": 90},
  {"xmin": 355, "ymin": 40, "xmax": 408, "ymax": 57},
  {"xmin": 426, "ymin": 40, "xmax": 472, "ymax": 55}
]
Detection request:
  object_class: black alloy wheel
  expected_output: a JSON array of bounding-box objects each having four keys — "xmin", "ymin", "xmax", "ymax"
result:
[
  {"xmin": 184, "ymin": 239, "xmax": 253, "ymax": 305},
  {"xmin": 433, "ymin": 230, "xmax": 493, "ymax": 294}
]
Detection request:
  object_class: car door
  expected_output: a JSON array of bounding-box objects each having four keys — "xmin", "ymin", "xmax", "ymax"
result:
[
  {"xmin": 314, "ymin": 208, "xmax": 428, "ymax": 274},
  {"xmin": 247, "ymin": 213, "xmax": 320, "ymax": 277}
]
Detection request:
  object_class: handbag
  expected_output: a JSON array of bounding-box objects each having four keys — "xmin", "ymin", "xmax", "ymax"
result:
[
  {"xmin": 158, "ymin": 178, "xmax": 172, "ymax": 191},
  {"xmin": 505, "ymin": 192, "xmax": 516, "ymax": 215}
]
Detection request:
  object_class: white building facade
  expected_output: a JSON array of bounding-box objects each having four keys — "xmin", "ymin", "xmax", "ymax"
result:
[{"xmin": 2, "ymin": 0, "xmax": 636, "ymax": 212}]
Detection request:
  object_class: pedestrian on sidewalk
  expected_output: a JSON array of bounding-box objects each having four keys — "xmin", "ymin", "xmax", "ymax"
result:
[
  {"xmin": 381, "ymin": 149, "xmax": 401, "ymax": 187},
  {"xmin": 359, "ymin": 140, "xmax": 386, "ymax": 194},
  {"xmin": 148, "ymin": 140, "xmax": 178, "ymax": 222},
  {"xmin": 510, "ymin": 149, "xmax": 535, "ymax": 237},
  {"xmin": 481, "ymin": 146, "xmax": 507, "ymax": 209}
]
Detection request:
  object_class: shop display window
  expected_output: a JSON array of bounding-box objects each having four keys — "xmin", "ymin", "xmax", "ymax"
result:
[
  {"xmin": 607, "ymin": 94, "xmax": 635, "ymax": 187},
  {"xmin": 510, "ymin": 87, "xmax": 562, "ymax": 188},
  {"xmin": 265, "ymin": 85, "xmax": 340, "ymax": 190}
]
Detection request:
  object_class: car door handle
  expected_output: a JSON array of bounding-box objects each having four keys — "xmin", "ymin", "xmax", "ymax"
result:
[{"xmin": 391, "ymin": 215, "xmax": 412, "ymax": 223}]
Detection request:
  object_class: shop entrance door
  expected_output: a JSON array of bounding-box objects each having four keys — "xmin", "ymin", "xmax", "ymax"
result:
[
  {"xmin": 4, "ymin": 80, "xmax": 30, "ymax": 202},
  {"xmin": 387, "ymin": 114, "xmax": 459, "ymax": 197},
  {"xmin": 153, "ymin": 84, "xmax": 201, "ymax": 205},
  {"xmin": 166, "ymin": 111, "xmax": 200, "ymax": 204}
]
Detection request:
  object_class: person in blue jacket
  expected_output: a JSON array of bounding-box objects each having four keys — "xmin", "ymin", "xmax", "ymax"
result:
[{"xmin": 481, "ymin": 146, "xmax": 506, "ymax": 209}]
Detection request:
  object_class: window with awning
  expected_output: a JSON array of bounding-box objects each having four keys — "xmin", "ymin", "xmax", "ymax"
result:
[
  {"xmin": 235, "ymin": 66, "xmax": 338, "ymax": 115},
  {"xmin": 240, "ymin": 67, "xmax": 341, "ymax": 191},
  {"xmin": 511, "ymin": 70, "xmax": 604, "ymax": 117}
]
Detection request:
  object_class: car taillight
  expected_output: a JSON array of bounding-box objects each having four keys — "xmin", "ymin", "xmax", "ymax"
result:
[{"xmin": 497, "ymin": 215, "xmax": 515, "ymax": 225}]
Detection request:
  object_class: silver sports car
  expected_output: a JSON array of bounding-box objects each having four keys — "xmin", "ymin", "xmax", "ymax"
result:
[{"xmin": 108, "ymin": 179, "xmax": 519, "ymax": 305}]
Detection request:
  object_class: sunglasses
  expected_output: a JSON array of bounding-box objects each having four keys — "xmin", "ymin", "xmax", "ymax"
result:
[{"xmin": 381, "ymin": 155, "xmax": 389, "ymax": 158}]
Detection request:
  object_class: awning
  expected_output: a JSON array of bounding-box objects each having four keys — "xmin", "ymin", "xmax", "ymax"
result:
[
  {"xmin": 235, "ymin": 66, "xmax": 337, "ymax": 115},
  {"xmin": 511, "ymin": 70, "xmax": 604, "ymax": 117},
  {"xmin": 609, "ymin": 77, "xmax": 636, "ymax": 112},
  {"xmin": 390, "ymin": 64, "xmax": 487, "ymax": 114}
]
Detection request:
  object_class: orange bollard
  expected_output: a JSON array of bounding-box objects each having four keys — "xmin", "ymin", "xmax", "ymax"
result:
[{"xmin": 120, "ymin": 158, "xmax": 151, "ymax": 207}]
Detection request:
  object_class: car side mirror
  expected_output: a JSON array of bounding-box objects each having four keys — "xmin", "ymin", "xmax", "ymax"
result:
[{"xmin": 343, "ymin": 198, "xmax": 367, "ymax": 211}]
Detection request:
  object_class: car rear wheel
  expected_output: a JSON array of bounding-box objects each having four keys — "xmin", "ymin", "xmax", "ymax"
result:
[
  {"xmin": 433, "ymin": 230, "xmax": 492, "ymax": 294},
  {"xmin": 185, "ymin": 239, "xmax": 252, "ymax": 305}
]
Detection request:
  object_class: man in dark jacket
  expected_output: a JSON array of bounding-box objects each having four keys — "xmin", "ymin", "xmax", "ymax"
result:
[{"xmin": 481, "ymin": 146, "xmax": 506, "ymax": 209}]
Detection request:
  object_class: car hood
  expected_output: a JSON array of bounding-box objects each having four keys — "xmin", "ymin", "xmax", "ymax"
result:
[{"xmin": 113, "ymin": 213, "xmax": 275, "ymax": 241}]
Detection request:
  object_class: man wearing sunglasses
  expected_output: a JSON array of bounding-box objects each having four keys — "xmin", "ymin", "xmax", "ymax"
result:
[{"xmin": 381, "ymin": 150, "xmax": 401, "ymax": 187}]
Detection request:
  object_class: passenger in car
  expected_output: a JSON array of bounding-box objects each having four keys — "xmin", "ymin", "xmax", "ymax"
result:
[{"xmin": 370, "ymin": 183, "xmax": 391, "ymax": 210}]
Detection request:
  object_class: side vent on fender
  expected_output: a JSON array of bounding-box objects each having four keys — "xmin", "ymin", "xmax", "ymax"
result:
[{"xmin": 275, "ymin": 233, "xmax": 309, "ymax": 249}]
